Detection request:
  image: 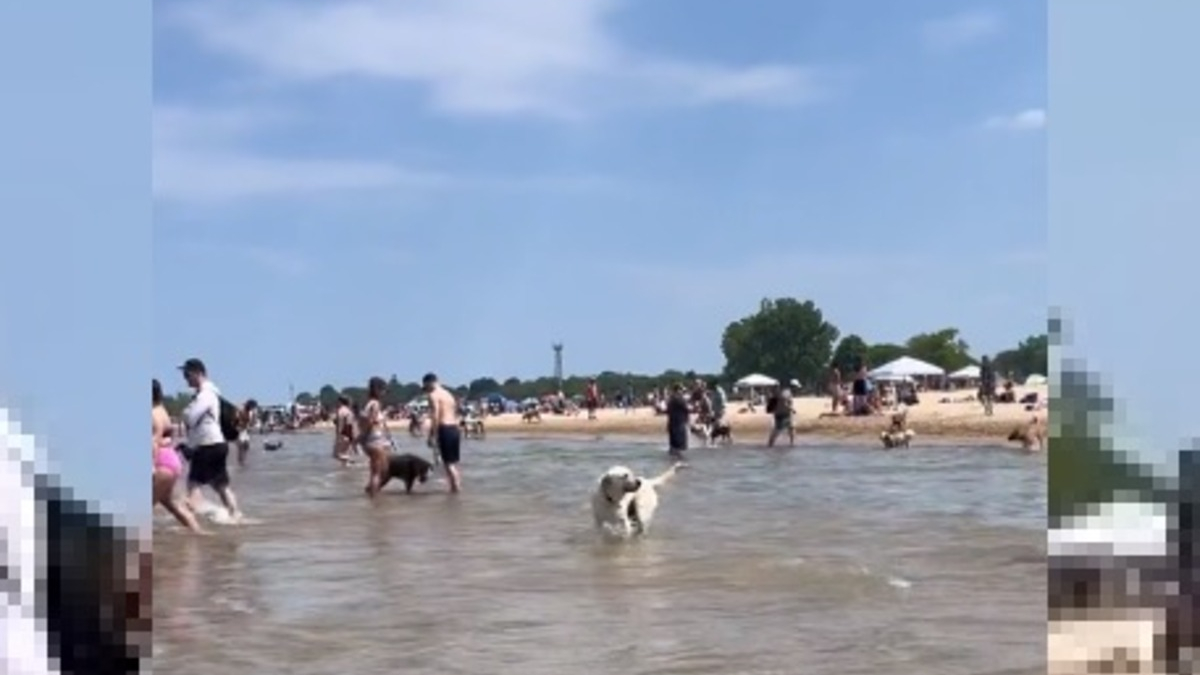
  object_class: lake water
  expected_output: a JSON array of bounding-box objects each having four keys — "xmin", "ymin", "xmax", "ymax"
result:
[{"xmin": 152, "ymin": 434, "xmax": 1046, "ymax": 675}]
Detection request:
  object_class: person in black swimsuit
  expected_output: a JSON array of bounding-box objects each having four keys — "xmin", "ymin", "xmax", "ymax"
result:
[{"xmin": 666, "ymin": 383, "xmax": 691, "ymax": 458}]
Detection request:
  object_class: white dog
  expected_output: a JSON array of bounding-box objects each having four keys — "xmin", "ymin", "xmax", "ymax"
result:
[{"xmin": 592, "ymin": 462, "xmax": 683, "ymax": 537}]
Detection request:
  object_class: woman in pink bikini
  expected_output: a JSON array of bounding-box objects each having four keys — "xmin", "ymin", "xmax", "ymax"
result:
[{"xmin": 152, "ymin": 379, "xmax": 205, "ymax": 534}]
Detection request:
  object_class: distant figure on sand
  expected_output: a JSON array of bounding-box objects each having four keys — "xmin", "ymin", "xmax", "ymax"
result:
[
  {"xmin": 359, "ymin": 376, "xmax": 393, "ymax": 497},
  {"xmin": 666, "ymin": 383, "xmax": 690, "ymax": 459},
  {"xmin": 828, "ymin": 366, "xmax": 842, "ymax": 413},
  {"xmin": 979, "ymin": 355, "xmax": 997, "ymax": 416},
  {"xmin": 585, "ymin": 378, "xmax": 600, "ymax": 420},
  {"xmin": 424, "ymin": 372, "xmax": 463, "ymax": 492}
]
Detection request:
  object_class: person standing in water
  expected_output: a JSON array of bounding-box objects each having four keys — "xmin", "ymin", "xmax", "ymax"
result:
[
  {"xmin": 332, "ymin": 394, "xmax": 357, "ymax": 466},
  {"xmin": 666, "ymin": 382, "xmax": 690, "ymax": 459},
  {"xmin": 358, "ymin": 376, "xmax": 393, "ymax": 497},
  {"xmin": 767, "ymin": 382, "xmax": 796, "ymax": 448},
  {"xmin": 424, "ymin": 372, "xmax": 463, "ymax": 492},
  {"xmin": 152, "ymin": 379, "xmax": 205, "ymax": 534}
]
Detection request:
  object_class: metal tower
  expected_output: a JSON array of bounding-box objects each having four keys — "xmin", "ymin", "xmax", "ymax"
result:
[{"xmin": 552, "ymin": 342, "xmax": 564, "ymax": 390}]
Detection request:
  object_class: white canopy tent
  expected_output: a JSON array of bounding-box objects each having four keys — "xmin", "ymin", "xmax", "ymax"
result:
[
  {"xmin": 735, "ymin": 373, "xmax": 778, "ymax": 389},
  {"xmin": 868, "ymin": 356, "xmax": 945, "ymax": 380},
  {"xmin": 1025, "ymin": 374, "xmax": 1048, "ymax": 386},
  {"xmin": 949, "ymin": 364, "xmax": 981, "ymax": 380}
]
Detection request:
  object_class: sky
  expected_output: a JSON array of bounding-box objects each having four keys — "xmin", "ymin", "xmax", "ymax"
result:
[
  {"xmin": 152, "ymin": 0, "xmax": 1047, "ymax": 403},
  {"xmin": 1048, "ymin": 0, "xmax": 1200, "ymax": 473}
]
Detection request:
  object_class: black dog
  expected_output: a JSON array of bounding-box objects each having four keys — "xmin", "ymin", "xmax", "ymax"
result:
[
  {"xmin": 380, "ymin": 453, "xmax": 434, "ymax": 493},
  {"xmin": 709, "ymin": 422, "xmax": 733, "ymax": 445}
]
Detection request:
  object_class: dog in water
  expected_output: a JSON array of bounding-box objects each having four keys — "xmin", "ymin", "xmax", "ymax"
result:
[
  {"xmin": 380, "ymin": 453, "xmax": 434, "ymax": 493},
  {"xmin": 689, "ymin": 421, "xmax": 733, "ymax": 447},
  {"xmin": 880, "ymin": 429, "xmax": 916, "ymax": 449},
  {"xmin": 591, "ymin": 463, "xmax": 683, "ymax": 537},
  {"xmin": 1008, "ymin": 415, "xmax": 1046, "ymax": 452}
]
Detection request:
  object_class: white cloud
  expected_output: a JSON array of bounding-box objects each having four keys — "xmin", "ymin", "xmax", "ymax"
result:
[
  {"xmin": 921, "ymin": 9, "xmax": 1003, "ymax": 52},
  {"xmin": 983, "ymin": 108, "xmax": 1046, "ymax": 132},
  {"xmin": 153, "ymin": 105, "xmax": 445, "ymax": 204},
  {"xmin": 164, "ymin": 0, "xmax": 833, "ymax": 119}
]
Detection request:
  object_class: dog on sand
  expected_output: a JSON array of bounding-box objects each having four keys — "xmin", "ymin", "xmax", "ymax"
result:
[
  {"xmin": 379, "ymin": 453, "xmax": 434, "ymax": 493},
  {"xmin": 591, "ymin": 462, "xmax": 683, "ymax": 537}
]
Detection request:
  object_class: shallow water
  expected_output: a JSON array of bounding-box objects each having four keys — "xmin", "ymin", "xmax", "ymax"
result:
[{"xmin": 153, "ymin": 434, "xmax": 1046, "ymax": 675}]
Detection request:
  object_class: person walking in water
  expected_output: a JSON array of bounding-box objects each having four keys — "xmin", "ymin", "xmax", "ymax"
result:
[
  {"xmin": 332, "ymin": 394, "xmax": 358, "ymax": 466},
  {"xmin": 152, "ymin": 379, "xmax": 205, "ymax": 534},
  {"xmin": 767, "ymin": 382, "xmax": 796, "ymax": 448},
  {"xmin": 666, "ymin": 382, "xmax": 690, "ymax": 459},
  {"xmin": 423, "ymin": 373, "xmax": 463, "ymax": 492},
  {"xmin": 179, "ymin": 358, "xmax": 242, "ymax": 523},
  {"xmin": 359, "ymin": 377, "xmax": 393, "ymax": 497}
]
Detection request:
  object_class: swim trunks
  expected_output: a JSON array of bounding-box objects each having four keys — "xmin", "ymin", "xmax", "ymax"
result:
[
  {"xmin": 186, "ymin": 443, "xmax": 230, "ymax": 489},
  {"xmin": 436, "ymin": 424, "xmax": 462, "ymax": 464},
  {"xmin": 668, "ymin": 424, "xmax": 688, "ymax": 452}
]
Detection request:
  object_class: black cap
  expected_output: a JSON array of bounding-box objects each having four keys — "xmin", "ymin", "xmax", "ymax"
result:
[
  {"xmin": 422, "ymin": 372, "xmax": 438, "ymax": 385},
  {"xmin": 178, "ymin": 358, "xmax": 206, "ymax": 375}
]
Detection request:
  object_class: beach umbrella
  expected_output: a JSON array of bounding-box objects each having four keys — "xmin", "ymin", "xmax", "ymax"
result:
[
  {"xmin": 735, "ymin": 373, "xmax": 778, "ymax": 388},
  {"xmin": 949, "ymin": 365, "xmax": 981, "ymax": 380},
  {"xmin": 869, "ymin": 356, "xmax": 945, "ymax": 379}
]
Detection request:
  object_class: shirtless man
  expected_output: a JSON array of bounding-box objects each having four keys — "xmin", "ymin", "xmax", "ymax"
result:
[{"xmin": 423, "ymin": 372, "xmax": 463, "ymax": 492}]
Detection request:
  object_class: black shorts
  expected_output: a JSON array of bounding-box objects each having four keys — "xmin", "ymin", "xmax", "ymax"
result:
[
  {"xmin": 186, "ymin": 443, "xmax": 231, "ymax": 489},
  {"xmin": 436, "ymin": 424, "xmax": 461, "ymax": 465},
  {"xmin": 668, "ymin": 425, "xmax": 688, "ymax": 451}
]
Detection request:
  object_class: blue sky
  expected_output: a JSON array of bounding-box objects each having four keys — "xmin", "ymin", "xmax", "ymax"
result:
[
  {"xmin": 153, "ymin": 0, "xmax": 1047, "ymax": 403},
  {"xmin": 1049, "ymin": 0, "xmax": 1200, "ymax": 473}
]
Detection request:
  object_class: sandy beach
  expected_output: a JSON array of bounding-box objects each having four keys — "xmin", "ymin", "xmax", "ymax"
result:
[
  {"xmin": 484, "ymin": 389, "xmax": 1044, "ymax": 443},
  {"xmin": 304, "ymin": 386, "xmax": 1046, "ymax": 445}
]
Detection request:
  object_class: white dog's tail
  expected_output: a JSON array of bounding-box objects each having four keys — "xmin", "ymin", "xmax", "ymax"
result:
[{"xmin": 645, "ymin": 462, "xmax": 684, "ymax": 489}]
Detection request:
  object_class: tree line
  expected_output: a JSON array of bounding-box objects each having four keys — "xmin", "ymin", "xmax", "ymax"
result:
[{"xmin": 163, "ymin": 295, "xmax": 1047, "ymax": 413}]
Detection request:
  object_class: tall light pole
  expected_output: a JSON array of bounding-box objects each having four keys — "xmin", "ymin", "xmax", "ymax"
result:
[{"xmin": 552, "ymin": 342, "xmax": 564, "ymax": 391}]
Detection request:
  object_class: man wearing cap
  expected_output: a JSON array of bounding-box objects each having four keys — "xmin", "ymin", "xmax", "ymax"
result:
[{"xmin": 179, "ymin": 358, "xmax": 242, "ymax": 522}]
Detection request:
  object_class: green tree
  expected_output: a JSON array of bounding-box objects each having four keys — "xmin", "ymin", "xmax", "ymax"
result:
[
  {"xmin": 468, "ymin": 377, "xmax": 501, "ymax": 398},
  {"xmin": 720, "ymin": 297, "xmax": 840, "ymax": 389},
  {"xmin": 1049, "ymin": 354, "xmax": 1164, "ymax": 521},
  {"xmin": 295, "ymin": 391, "xmax": 316, "ymax": 406},
  {"xmin": 318, "ymin": 385, "xmax": 340, "ymax": 409},
  {"xmin": 830, "ymin": 334, "xmax": 869, "ymax": 374},
  {"xmin": 993, "ymin": 333, "xmax": 1048, "ymax": 379},
  {"xmin": 865, "ymin": 343, "xmax": 905, "ymax": 370},
  {"xmin": 904, "ymin": 328, "xmax": 974, "ymax": 371}
]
